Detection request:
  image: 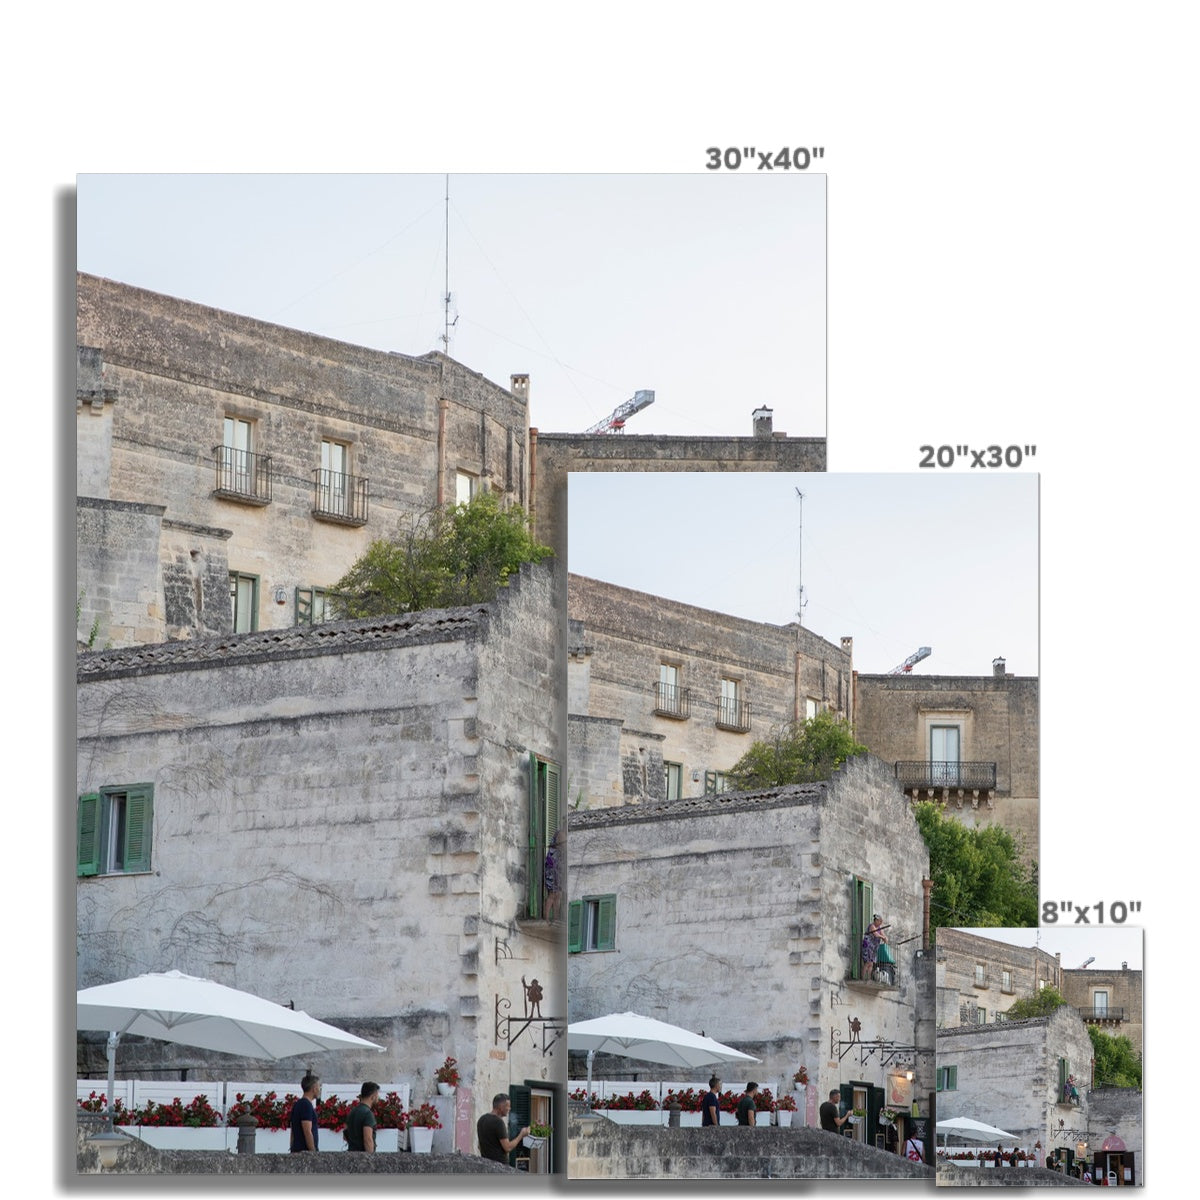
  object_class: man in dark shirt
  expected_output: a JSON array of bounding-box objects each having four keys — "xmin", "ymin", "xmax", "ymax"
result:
[
  {"xmin": 477, "ymin": 1093, "xmax": 529, "ymax": 1165},
  {"xmin": 289, "ymin": 1073, "xmax": 322, "ymax": 1152},
  {"xmin": 819, "ymin": 1089, "xmax": 849, "ymax": 1134},
  {"xmin": 344, "ymin": 1081, "xmax": 379, "ymax": 1152},
  {"xmin": 735, "ymin": 1081, "xmax": 759, "ymax": 1126},
  {"xmin": 701, "ymin": 1076, "xmax": 722, "ymax": 1127}
]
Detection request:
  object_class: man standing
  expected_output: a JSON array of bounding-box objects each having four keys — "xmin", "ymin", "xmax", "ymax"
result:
[
  {"xmin": 701, "ymin": 1076, "xmax": 722, "ymax": 1127},
  {"xmin": 735, "ymin": 1082, "xmax": 759, "ymax": 1126},
  {"xmin": 477, "ymin": 1093, "xmax": 530, "ymax": 1165},
  {"xmin": 819, "ymin": 1089, "xmax": 849, "ymax": 1134},
  {"xmin": 344, "ymin": 1081, "xmax": 380, "ymax": 1152},
  {"xmin": 289, "ymin": 1073, "xmax": 321, "ymax": 1152}
]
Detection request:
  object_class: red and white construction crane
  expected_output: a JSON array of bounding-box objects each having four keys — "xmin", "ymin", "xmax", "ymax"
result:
[
  {"xmin": 583, "ymin": 389, "xmax": 655, "ymax": 434},
  {"xmin": 888, "ymin": 646, "xmax": 932, "ymax": 675}
]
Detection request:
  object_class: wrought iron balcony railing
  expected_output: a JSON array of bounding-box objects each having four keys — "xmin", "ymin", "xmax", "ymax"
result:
[
  {"xmin": 1079, "ymin": 1006, "xmax": 1125, "ymax": 1021},
  {"xmin": 894, "ymin": 760, "xmax": 997, "ymax": 789},
  {"xmin": 654, "ymin": 682, "xmax": 690, "ymax": 719},
  {"xmin": 716, "ymin": 697, "xmax": 751, "ymax": 733},
  {"xmin": 312, "ymin": 468, "xmax": 369, "ymax": 525},
  {"xmin": 213, "ymin": 446, "xmax": 272, "ymax": 504}
]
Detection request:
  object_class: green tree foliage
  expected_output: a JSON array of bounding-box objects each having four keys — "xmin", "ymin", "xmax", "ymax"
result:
[
  {"xmin": 1088, "ymin": 1024, "xmax": 1141, "ymax": 1088},
  {"xmin": 914, "ymin": 801, "xmax": 1038, "ymax": 934},
  {"xmin": 1004, "ymin": 983, "xmax": 1066, "ymax": 1020},
  {"xmin": 332, "ymin": 492, "xmax": 552, "ymax": 618},
  {"xmin": 724, "ymin": 711, "xmax": 869, "ymax": 789}
]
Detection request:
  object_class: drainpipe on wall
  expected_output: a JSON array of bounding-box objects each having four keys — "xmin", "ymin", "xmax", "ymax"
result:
[
  {"xmin": 922, "ymin": 879, "xmax": 933, "ymax": 951},
  {"xmin": 794, "ymin": 650, "xmax": 802, "ymax": 723},
  {"xmin": 437, "ymin": 398, "xmax": 449, "ymax": 507}
]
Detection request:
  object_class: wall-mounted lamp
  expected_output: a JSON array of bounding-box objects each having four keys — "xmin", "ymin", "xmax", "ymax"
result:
[
  {"xmin": 274, "ymin": 586, "xmax": 287, "ymax": 605},
  {"xmin": 905, "ymin": 1070, "xmax": 914, "ymax": 1081}
]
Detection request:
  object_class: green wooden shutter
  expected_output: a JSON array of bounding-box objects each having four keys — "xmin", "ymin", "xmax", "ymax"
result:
[
  {"xmin": 704, "ymin": 770, "xmax": 716, "ymax": 796},
  {"xmin": 507, "ymin": 1084, "xmax": 531, "ymax": 1167},
  {"xmin": 527, "ymin": 753, "xmax": 542, "ymax": 918},
  {"xmin": 567, "ymin": 901, "xmax": 583, "ymax": 953},
  {"xmin": 77, "ymin": 793, "xmax": 102, "ymax": 877},
  {"xmin": 1058, "ymin": 1057, "xmax": 1068, "ymax": 1100},
  {"xmin": 851, "ymin": 877, "xmax": 872, "ymax": 980},
  {"xmin": 123, "ymin": 786, "xmax": 153, "ymax": 872},
  {"xmin": 595, "ymin": 895, "xmax": 616, "ymax": 951},
  {"xmin": 839, "ymin": 1083, "xmax": 854, "ymax": 1134},
  {"xmin": 544, "ymin": 762, "xmax": 560, "ymax": 840}
]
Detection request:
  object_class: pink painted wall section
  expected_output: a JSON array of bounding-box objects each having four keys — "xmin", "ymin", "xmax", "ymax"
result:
[{"xmin": 455, "ymin": 1085, "xmax": 473, "ymax": 1153}]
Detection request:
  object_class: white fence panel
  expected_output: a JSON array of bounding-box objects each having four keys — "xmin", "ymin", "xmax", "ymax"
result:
[
  {"xmin": 77, "ymin": 1080, "xmax": 132, "ymax": 1108},
  {"xmin": 130, "ymin": 1082, "xmax": 224, "ymax": 1111}
]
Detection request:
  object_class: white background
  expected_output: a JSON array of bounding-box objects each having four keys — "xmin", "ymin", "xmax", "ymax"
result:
[{"xmin": 13, "ymin": 3, "xmax": 1190, "ymax": 1194}]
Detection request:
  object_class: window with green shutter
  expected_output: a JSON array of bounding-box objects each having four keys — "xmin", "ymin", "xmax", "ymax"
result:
[
  {"xmin": 850, "ymin": 876, "xmax": 872, "ymax": 980},
  {"xmin": 567, "ymin": 894, "xmax": 616, "ymax": 953},
  {"xmin": 77, "ymin": 785, "xmax": 154, "ymax": 876},
  {"xmin": 527, "ymin": 754, "xmax": 560, "ymax": 919}
]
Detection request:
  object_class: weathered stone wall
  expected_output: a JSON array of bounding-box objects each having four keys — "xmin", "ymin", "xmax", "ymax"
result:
[
  {"xmin": 76, "ymin": 498, "xmax": 170, "ymax": 648},
  {"xmin": 534, "ymin": 426, "xmax": 826, "ymax": 557},
  {"xmin": 77, "ymin": 274, "xmax": 530, "ymax": 640},
  {"xmin": 568, "ymin": 575, "xmax": 852, "ymax": 806},
  {"xmin": 567, "ymin": 1118, "xmax": 932, "ymax": 1179},
  {"xmin": 1060, "ymin": 967, "xmax": 1143, "ymax": 1059},
  {"xmin": 566, "ymin": 715, "xmax": 624, "ymax": 809},
  {"xmin": 936, "ymin": 928, "xmax": 1062, "ymax": 1028},
  {"xmin": 1087, "ymin": 1086, "xmax": 1142, "ymax": 1162},
  {"xmin": 935, "ymin": 1006, "xmax": 1095, "ymax": 1150},
  {"xmin": 76, "ymin": 563, "xmax": 559, "ymax": 1111},
  {"xmin": 567, "ymin": 755, "xmax": 930, "ymax": 1106},
  {"xmin": 854, "ymin": 672, "xmax": 1039, "ymax": 855}
]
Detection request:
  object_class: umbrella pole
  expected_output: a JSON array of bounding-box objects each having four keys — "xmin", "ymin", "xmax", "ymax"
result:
[
  {"xmin": 587, "ymin": 1050, "xmax": 595, "ymax": 1113},
  {"xmin": 105, "ymin": 1031, "xmax": 119, "ymax": 1133}
]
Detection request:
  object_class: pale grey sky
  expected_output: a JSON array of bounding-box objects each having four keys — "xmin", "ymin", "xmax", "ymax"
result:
[
  {"xmin": 569, "ymin": 472, "xmax": 1038, "ymax": 677},
  {"xmin": 77, "ymin": 173, "xmax": 826, "ymax": 439}
]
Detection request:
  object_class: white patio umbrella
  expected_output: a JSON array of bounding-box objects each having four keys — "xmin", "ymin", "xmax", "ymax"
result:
[
  {"xmin": 78, "ymin": 970, "xmax": 385, "ymax": 1129},
  {"xmin": 567, "ymin": 1012, "xmax": 760, "ymax": 1112},
  {"xmin": 937, "ymin": 1115, "xmax": 1021, "ymax": 1143}
]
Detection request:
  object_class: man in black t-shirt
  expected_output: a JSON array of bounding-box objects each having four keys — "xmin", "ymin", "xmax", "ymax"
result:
[
  {"xmin": 289, "ymin": 1073, "xmax": 322, "ymax": 1151},
  {"xmin": 735, "ymin": 1082, "xmax": 759, "ymax": 1126},
  {"xmin": 477, "ymin": 1093, "xmax": 529, "ymax": 1165},
  {"xmin": 701, "ymin": 1076, "xmax": 722, "ymax": 1127},
  {"xmin": 344, "ymin": 1082, "xmax": 379, "ymax": 1152},
  {"xmin": 819, "ymin": 1089, "xmax": 849, "ymax": 1134}
]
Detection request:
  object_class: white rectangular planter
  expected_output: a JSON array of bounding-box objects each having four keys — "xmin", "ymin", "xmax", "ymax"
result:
[
  {"xmin": 125, "ymin": 1127, "xmax": 235, "ymax": 1152},
  {"xmin": 598, "ymin": 1111, "xmax": 666, "ymax": 1126}
]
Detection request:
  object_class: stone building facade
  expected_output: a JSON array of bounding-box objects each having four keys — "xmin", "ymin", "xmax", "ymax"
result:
[
  {"xmin": 77, "ymin": 273, "xmax": 532, "ymax": 647},
  {"xmin": 935, "ymin": 928, "xmax": 1062, "ymax": 1029},
  {"xmin": 76, "ymin": 562, "xmax": 567, "ymax": 1157},
  {"xmin": 935, "ymin": 1004, "xmax": 1097, "ymax": 1159},
  {"xmin": 567, "ymin": 574, "xmax": 853, "ymax": 808},
  {"xmin": 566, "ymin": 754, "xmax": 934, "ymax": 1149},
  {"xmin": 854, "ymin": 659, "xmax": 1039, "ymax": 855},
  {"xmin": 1061, "ymin": 964, "xmax": 1143, "ymax": 1061}
]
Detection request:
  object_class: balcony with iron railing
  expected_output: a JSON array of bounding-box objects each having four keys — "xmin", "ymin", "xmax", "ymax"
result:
[
  {"xmin": 654, "ymin": 682, "xmax": 690, "ymax": 719},
  {"xmin": 1079, "ymin": 1006, "xmax": 1126, "ymax": 1022},
  {"xmin": 716, "ymin": 696, "xmax": 751, "ymax": 733},
  {"xmin": 213, "ymin": 446, "xmax": 272, "ymax": 505},
  {"xmin": 894, "ymin": 760, "xmax": 997, "ymax": 790},
  {"xmin": 312, "ymin": 468, "xmax": 369, "ymax": 526}
]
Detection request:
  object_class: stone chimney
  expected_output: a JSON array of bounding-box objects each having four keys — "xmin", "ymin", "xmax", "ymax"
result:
[
  {"xmin": 752, "ymin": 406, "xmax": 773, "ymax": 438},
  {"xmin": 992, "ymin": 656, "xmax": 1007, "ymax": 678},
  {"xmin": 511, "ymin": 374, "xmax": 530, "ymax": 403}
]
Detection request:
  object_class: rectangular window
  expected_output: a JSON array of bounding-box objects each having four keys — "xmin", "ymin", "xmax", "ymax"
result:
[
  {"xmin": 719, "ymin": 677, "xmax": 739, "ymax": 724},
  {"xmin": 1093, "ymin": 989, "xmax": 1109, "ymax": 1017},
  {"xmin": 851, "ymin": 876, "xmax": 873, "ymax": 981},
  {"xmin": 936, "ymin": 1066, "xmax": 958, "ymax": 1092},
  {"xmin": 703, "ymin": 770, "xmax": 730, "ymax": 795},
  {"xmin": 1001, "ymin": 970, "xmax": 1013, "ymax": 993},
  {"xmin": 77, "ymin": 786, "xmax": 153, "ymax": 876},
  {"xmin": 229, "ymin": 572, "xmax": 259, "ymax": 633},
  {"xmin": 295, "ymin": 586, "xmax": 346, "ymax": 626},
  {"xmin": 220, "ymin": 416, "xmax": 254, "ymax": 491},
  {"xmin": 527, "ymin": 753, "xmax": 560, "ymax": 919},
  {"xmin": 974, "ymin": 963, "xmax": 985, "ymax": 986},
  {"xmin": 805, "ymin": 697, "xmax": 818, "ymax": 721},
  {"xmin": 319, "ymin": 439, "xmax": 351, "ymax": 516},
  {"xmin": 664, "ymin": 761, "xmax": 683, "ymax": 801},
  {"xmin": 930, "ymin": 725, "xmax": 961, "ymax": 785},
  {"xmin": 455, "ymin": 470, "xmax": 476, "ymax": 505},
  {"xmin": 567, "ymin": 895, "xmax": 616, "ymax": 953},
  {"xmin": 975, "ymin": 1006, "xmax": 986, "ymax": 1025}
]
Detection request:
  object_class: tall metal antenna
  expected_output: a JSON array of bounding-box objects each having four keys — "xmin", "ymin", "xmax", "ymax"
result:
[
  {"xmin": 795, "ymin": 488, "xmax": 807, "ymax": 626},
  {"xmin": 440, "ymin": 174, "xmax": 458, "ymax": 355}
]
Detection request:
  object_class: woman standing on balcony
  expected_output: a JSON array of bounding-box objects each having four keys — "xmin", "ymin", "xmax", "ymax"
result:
[{"xmin": 862, "ymin": 914, "xmax": 888, "ymax": 981}]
